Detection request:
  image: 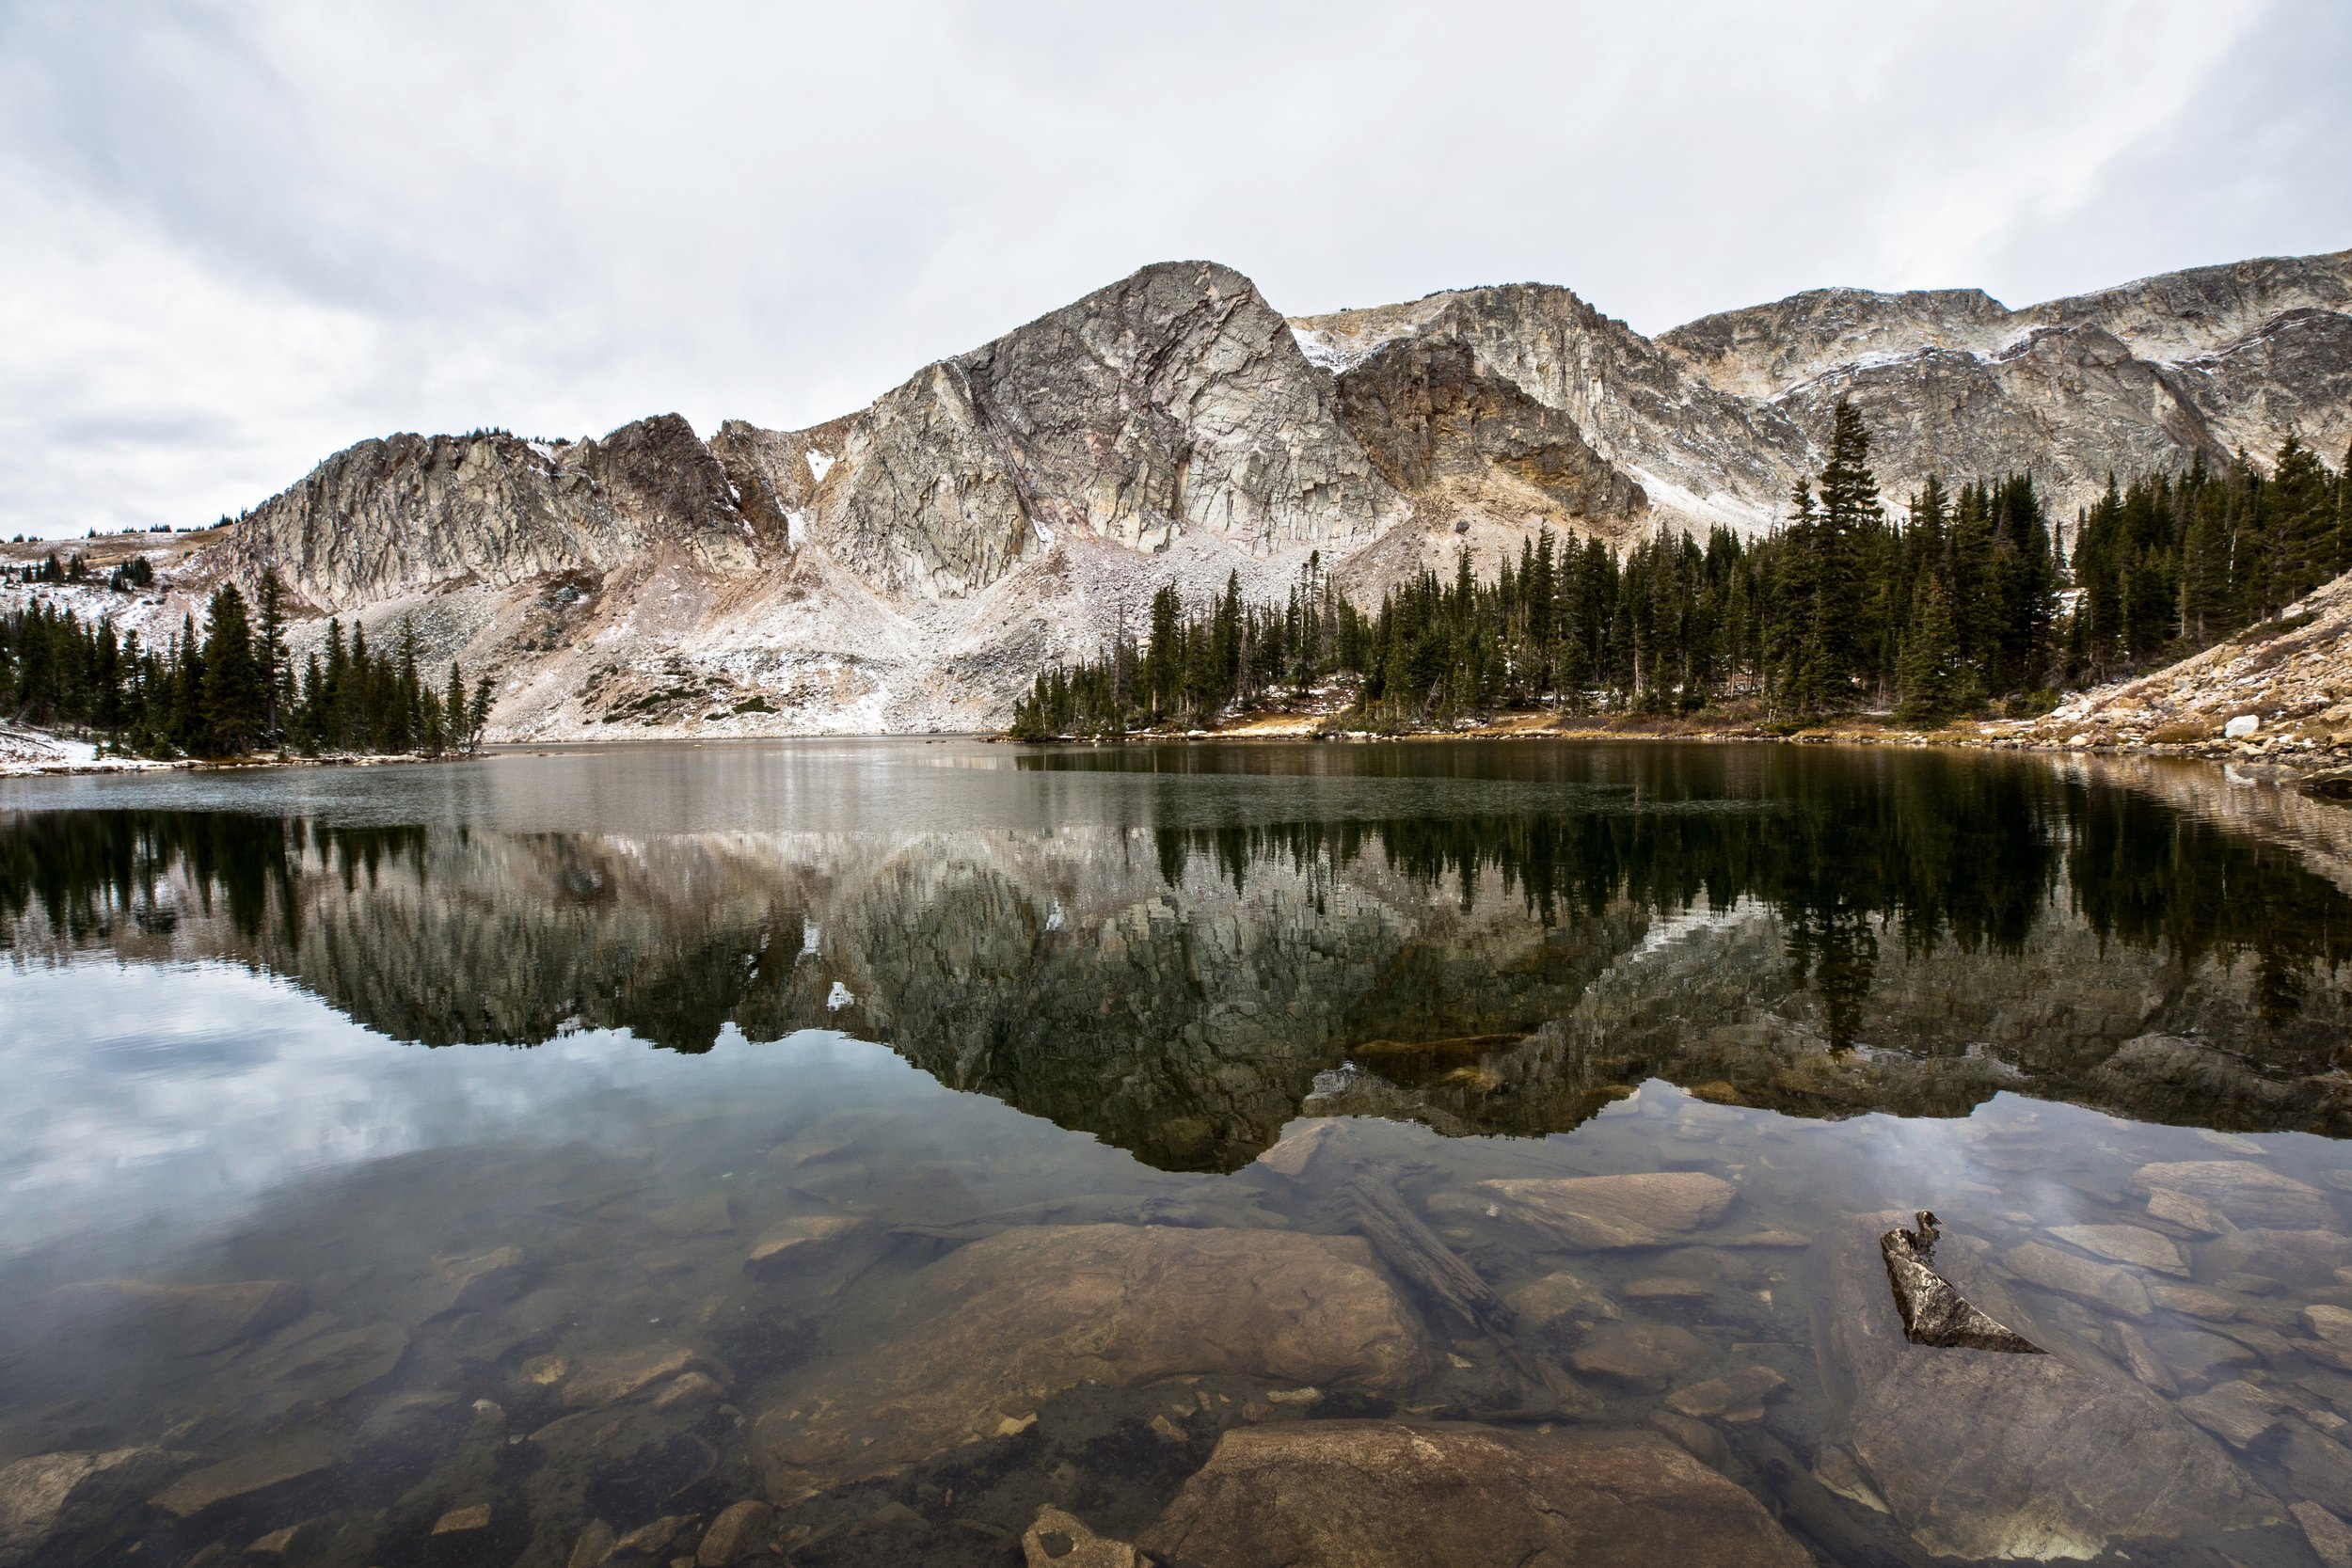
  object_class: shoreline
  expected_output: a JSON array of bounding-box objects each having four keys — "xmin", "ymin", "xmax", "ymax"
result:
[
  {"xmin": 997, "ymin": 709, "xmax": 2352, "ymax": 784},
  {"xmin": 7, "ymin": 719, "xmax": 2347, "ymax": 794}
]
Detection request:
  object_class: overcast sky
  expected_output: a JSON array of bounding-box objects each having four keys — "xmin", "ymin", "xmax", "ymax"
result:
[{"xmin": 3, "ymin": 0, "xmax": 2347, "ymax": 541}]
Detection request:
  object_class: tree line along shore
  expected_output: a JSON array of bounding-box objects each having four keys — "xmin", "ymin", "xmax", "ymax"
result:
[
  {"xmin": 1, "ymin": 569, "xmax": 490, "ymax": 761},
  {"xmin": 1011, "ymin": 403, "xmax": 2352, "ymax": 742}
]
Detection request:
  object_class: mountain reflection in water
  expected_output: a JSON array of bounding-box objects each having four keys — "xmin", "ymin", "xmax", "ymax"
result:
[{"xmin": 7, "ymin": 743, "xmax": 2347, "ymax": 1169}]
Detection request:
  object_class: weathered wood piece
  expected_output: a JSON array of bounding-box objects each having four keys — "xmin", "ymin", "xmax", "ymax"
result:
[
  {"xmin": 1343, "ymin": 1178, "xmax": 1515, "ymax": 1337},
  {"xmin": 1879, "ymin": 1212, "xmax": 2041, "ymax": 1354}
]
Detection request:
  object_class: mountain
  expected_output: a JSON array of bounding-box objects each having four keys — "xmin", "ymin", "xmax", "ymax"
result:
[{"xmin": 183, "ymin": 248, "xmax": 2350, "ymax": 737}]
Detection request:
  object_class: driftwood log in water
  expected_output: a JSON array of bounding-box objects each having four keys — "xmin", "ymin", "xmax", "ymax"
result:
[
  {"xmin": 1342, "ymin": 1177, "xmax": 1516, "ymax": 1337},
  {"xmin": 1879, "ymin": 1212, "xmax": 2042, "ymax": 1354}
]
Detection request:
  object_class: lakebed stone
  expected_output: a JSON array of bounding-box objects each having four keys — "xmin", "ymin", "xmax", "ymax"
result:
[
  {"xmin": 150, "ymin": 1435, "xmax": 340, "ymax": 1519},
  {"xmin": 1819, "ymin": 1212, "xmax": 2278, "ymax": 1560},
  {"xmin": 51, "ymin": 1278, "xmax": 307, "ymax": 1354},
  {"xmin": 1475, "ymin": 1172, "xmax": 1736, "ymax": 1249},
  {"xmin": 1136, "ymin": 1422, "xmax": 1811, "ymax": 1568},
  {"xmin": 563, "ymin": 1343, "xmax": 727, "ymax": 1409},
  {"xmin": 2135, "ymin": 1161, "xmax": 2336, "ymax": 1230},
  {"xmin": 740, "ymin": 1214, "xmax": 870, "ymax": 1280},
  {"xmin": 1504, "ymin": 1270, "xmax": 1620, "ymax": 1332},
  {"xmin": 2201, "ymin": 1228, "xmax": 2352, "ymax": 1288},
  {"xmin": 1565, "ymin": 1323, "xmax": 1707, "ymax": 1387},
  {"xmin": 695, "ymin": 1500, "xmax": 775, "ymax": 1566},
  {"xmin": 2294, "ymin": 1503, "xmax": 2352, "ymax": 1568},
  {"xmin": 0, "ymin": 1448, "xmax": 185, "ymax": 1567},
  {"xmin": 1021, "ymin": 1505, "xmax": 1139, "ymax": 1568},
  {"xmin": 2048, "ymin": 1223, "xmax": 2188, "ymax": 1276},
  {"xmin": 425, "ymin": 1246, "xmax": 530, "ymax": 1318},
  {"xmin": 752, "ymin": 1223, "xmax": 1424, "ymax": 1498},
  {"xmin": 2001, "ymin": 1241, "xmax": 2154, "ymax": 1318},
  {"xmin": 1665, "ymin": 1366, "xmax": 1787, "ymax": 1423}
]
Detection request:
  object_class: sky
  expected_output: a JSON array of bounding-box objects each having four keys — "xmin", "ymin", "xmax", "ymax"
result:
[{"xmin": 2, "ymin": 0, "xmax": 2347, "ymax": 542}]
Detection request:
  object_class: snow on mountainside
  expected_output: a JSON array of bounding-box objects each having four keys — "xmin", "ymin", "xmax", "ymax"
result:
[{"xmin": 101, "ymin": 247, "xmax": 2352, "ymax": 738}]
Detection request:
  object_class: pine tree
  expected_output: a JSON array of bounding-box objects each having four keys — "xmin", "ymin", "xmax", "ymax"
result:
[
  {"xmin": 199, "ymin": 583, "xmax": 266, "ymax": 755},
  {"xmin": 468, "ymin": 677, "xmax": 493, "ymax": 751},
  {"xmin": 1896, "ymin": 579, "xmax": 1962, "ymax": 724},
  {"xmin": 255, "ymin": 571, "xmax": 291, "ymax": 744},
  {"xmin": 2181, "ymin": 502, "xmax": 2232, "ymax": 644},
  {"xmin": 442, "ymin": 660, "xmax": 469, "ymax": 757},
  {"xmin": 169, "ymin": 614, "xmax": 206, "ymax": 753},
  {"xmin": 1809, "ymin": 399, "xmax": 1885, "ymax": 705},
  {"xmin": 2270, "ymin": 432, "xmax": 2332, "ymax": 601}
]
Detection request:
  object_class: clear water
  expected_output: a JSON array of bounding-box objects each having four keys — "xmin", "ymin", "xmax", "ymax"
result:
[{"xmin": 2, "ymin": 740, "xmax": 2348, "ymax": 1567}]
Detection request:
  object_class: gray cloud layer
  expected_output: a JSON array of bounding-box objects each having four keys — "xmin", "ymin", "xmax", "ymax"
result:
[{"xmin": 3, "ymin": 0, "xmax": 2346, "ymax": 540}]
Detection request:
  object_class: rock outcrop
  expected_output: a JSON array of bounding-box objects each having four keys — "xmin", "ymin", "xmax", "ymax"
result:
[{"xmin": 174, "ymin": 247, "xmax": 2348, "ymax": 736}]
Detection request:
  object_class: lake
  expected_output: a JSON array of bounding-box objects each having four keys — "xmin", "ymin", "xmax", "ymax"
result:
[{"xmin": 3, "ymin": 739, "xmax": 2350, "ymax": 1568}]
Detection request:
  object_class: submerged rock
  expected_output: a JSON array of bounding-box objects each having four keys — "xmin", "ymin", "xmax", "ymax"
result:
[
  {"xmin": 2135, "ymin": 1161, "xmax": 2336, "ymax": 1229},
  {"xmin": 1879, "ymin": 1212, "xmax": 2042, "ymax": 1353},
  {"xmin": 52, "ymin": 1278, "xmax": 308, "ymax": 1354},
  {"xmin": 1665, "ymin": 1366, "xmax": 1788, "ymax": 1423},
  {"xmin": 1820, "ymin": 1211, "xmax": 2278, "ymax": 1560},
  {"xmin": 740, "ymin": 1214, "xmax": 870, "ymax": 1280},
  {"xmin": 1136, "ymin": 1422, "xmax": 1811, "ymax": 1567},
  {"xmin": 695, "ymin": 1500, "xmax": 775, "ymax": 1566},
  {"xmin": 2201, "ymin": 1227, "xmax": 2352, "ymax": 1288},
  {"xmin": 562, "ymin": 1343, "xmax": 726, "ymax": 1409},
  {"xmin": 1020, "ymin": 1506, "xmax": 1139, "ymax": 1567},
  {"xmin": 752, "ymin": 1223, "xmax": 1424, "ymax": 1497},
  {"xmin": 1475, "ymin": 1172, "xmax": 1736, "ymax": 1249},
  {"xmin": 425, "ymin": 1247, "xmax": 531, "ymax": 1318},
  {"xmin": 149, "ymin": 1434, "xmax": 340, "ymax": 1519},
  {"xmin": 2048, "ymin": 1223, "xmax": 2188, "ymax": 1276},
  {"xmin": 2293, "ymin": 1503, "xmax": 2352, "ymax": 1568},
  {"xmin": 1505, "ymin": 1270, "xmax": 1620, "ymax": 1333},
  {"xmin": 1565, "ymin": 1323, "xmax": 1705, "ymax": 1386},
  {"xmin": 648, "ymin": 1191, "xmax": 736, "ymax": 1237},
  {"xmin": 2002, "ymin": 1240, "xmax": 2154, "ymax": 1319},
  {"xmin": 0, "ymin": 1449, "xmax": 185, "ymax": 1567}
]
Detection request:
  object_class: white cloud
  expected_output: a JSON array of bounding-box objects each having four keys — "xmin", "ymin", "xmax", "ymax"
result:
[{"xmin": 1, "ymin": 0, "xmax": 2345, "ymax": 539}]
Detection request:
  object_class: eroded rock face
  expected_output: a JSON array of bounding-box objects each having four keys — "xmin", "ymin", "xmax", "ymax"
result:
[
  {"xmin": 1334, "ymin": 338, "xmax": 1645, "ymax": 532},
  {"xmin": 751, "ymin": 1223, "xmax": 1425, "ymax": 1498},
  {"xmin": 819, "ymin": 261, "xmax": 1404, "ymax": 598},
  {"xmin": 1136, "ymin": 1422, "xmax": 1812, "ymax": 1568},
  {"xmin": 227, "ymin": 415, "xmax": 754, "ymax": 610},
  {"xmin": 1817, "ymin": 1212, "xmax": 2278, "ymax": 1560},
  {"xmin": 1661, "ymin": 248, "xmax": 2352, "ymax": 523}
]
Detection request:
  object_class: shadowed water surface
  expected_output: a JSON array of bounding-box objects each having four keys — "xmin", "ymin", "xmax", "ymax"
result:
[{"xmin": 2, "ymin": 740, "xmax": 2349, "ymax": 1567}]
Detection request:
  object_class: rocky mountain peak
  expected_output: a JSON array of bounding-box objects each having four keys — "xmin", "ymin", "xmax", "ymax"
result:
[{"xmin": 183, "ymin": 245, "xmax": 2349, "ymax": 738}]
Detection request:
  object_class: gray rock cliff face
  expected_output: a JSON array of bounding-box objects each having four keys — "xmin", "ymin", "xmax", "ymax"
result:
[
  {"xmin": 1663, "ymin": 247, "xmax": 2352, "ymax": 526},
  {"xmin": 813, "ymin": 261, "xmax": 1403, "ymax": 599},
  {"xmin": 195, "ymin": 248, "xmax": 2349, "ymax": 734},
  {"xmin": 225, "ymin": 414, "xmax": 754, "ymax": 611},
  {"xmin": 1296, "ymin": 282, "xmax": 1811, "ymax": 535}
]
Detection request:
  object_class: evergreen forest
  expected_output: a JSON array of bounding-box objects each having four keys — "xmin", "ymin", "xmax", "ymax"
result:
[
  {"xmin": 1011, "ymin": 404, "xmax": 2352, "ymax": 737},
  {"xmin": 2, "ymin": 570, "xmax": 491, "ymax": 760}
]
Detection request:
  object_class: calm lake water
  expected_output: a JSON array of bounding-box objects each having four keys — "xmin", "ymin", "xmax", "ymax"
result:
[{"xmin": 3, "ymin": 740, "xmax": 2350, "ymax": 1568}]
